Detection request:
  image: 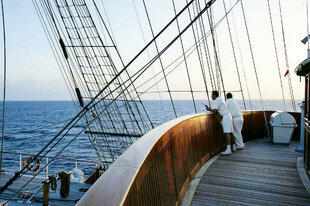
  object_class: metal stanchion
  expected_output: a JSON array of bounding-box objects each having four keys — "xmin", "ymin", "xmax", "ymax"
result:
[{"xmin": 296, "ymin": 101, "xmax": 305, "ymax": 152}]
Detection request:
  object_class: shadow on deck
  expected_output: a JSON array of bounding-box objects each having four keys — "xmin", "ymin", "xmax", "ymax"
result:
[{"xmin": 190, "ymin": 139, "xmax": 310, "ymax": 206}]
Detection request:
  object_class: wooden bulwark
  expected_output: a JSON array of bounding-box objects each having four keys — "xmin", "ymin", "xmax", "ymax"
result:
[
  {"xmin": 124, "ymin": 114, "xmax": 226, "ymax": 206},
  {"xmin": 77, "ymin": 111, "xmax": 301, "ymax": 206}
]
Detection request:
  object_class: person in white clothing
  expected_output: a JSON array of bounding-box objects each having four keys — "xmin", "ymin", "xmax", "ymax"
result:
[
  {"xmin": 205, "ymin": 91, "xmax": 233, "ymax": 155},
  {"xmin": 225, "ymin": 93, "xmax": 244, "ymax": 149}
]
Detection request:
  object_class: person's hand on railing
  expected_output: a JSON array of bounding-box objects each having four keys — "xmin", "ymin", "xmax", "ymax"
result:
[
  {"xmin": 205, "ymin": 105, "xmax": 211, "ymax": 111},
  {"xmin": 205, "ymin": 105, "xmax": 218, "ymax": 114},
  {"xmin": 204, "ymin": 105, "xmax": 222, "ymax": 122}
]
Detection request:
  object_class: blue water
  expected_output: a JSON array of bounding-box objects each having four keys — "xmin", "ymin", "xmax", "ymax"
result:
[{"xmin": 0, "ymin": 99, "xmax": 301, "ymax": 177}]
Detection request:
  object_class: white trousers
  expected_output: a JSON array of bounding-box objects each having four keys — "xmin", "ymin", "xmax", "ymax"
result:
[
  {"xmin": 222, "ymin": 113, "xmax": 232, "ymax": 133},
  {"xmin": 232, "ymin": 116, "xmax": 244, "ymax": 147}
]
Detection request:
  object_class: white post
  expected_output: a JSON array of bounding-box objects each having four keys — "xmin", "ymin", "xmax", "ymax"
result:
[
  {"xmin": 19, "ymin": 154, "xmax": 22, "ymax": 171},
  {"xmin": 46, "ymin": 157, "xmax": 48, "ymax": 178},
  {"xmin": 75, "ymin": 160, "xmax": 78, "ymax": 169},
  {"xmin": 296, "ymin": 102, "xmax": 305, "ymax": 152}
]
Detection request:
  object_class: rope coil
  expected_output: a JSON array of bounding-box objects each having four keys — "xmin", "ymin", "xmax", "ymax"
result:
[{"xmin": 48, "ymin": 175, "xmax": 57, "ymax": 192}]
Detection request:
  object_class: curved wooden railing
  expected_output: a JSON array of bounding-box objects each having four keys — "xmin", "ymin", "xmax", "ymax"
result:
[{"xmin": 77, "ymin": 111, "xmax": 300, "ymax": 206}]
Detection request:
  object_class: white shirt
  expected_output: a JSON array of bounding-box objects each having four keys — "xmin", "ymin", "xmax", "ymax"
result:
[
  {"xmin": 211, "ymin": 97, "xmax": 230, "ymax": 116},
  {"xmin": 225, "ymin": 98, "xmax": 242, "ymax": 118}
]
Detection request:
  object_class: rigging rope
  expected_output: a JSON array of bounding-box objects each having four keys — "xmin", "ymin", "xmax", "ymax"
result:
[
  {"xmin": 172, "ymin": 0, "xmax": 198, "ymax": 113},
  {"xmin": 222, "ymin": 0, "xmax": 246, "ymax": 109},
  {"xmin": 99, "ymin": 0, "xmax": 118, "ymax": 48},
  {"xmin": 207, "ymin": 6, "xmax": 220, "ymax": 91},
  {"xmin": 228, "ymin": 0, "xmax": 252, "ymax": 110},
  {"xmin": 142, "ymin": 0, "xmax": 178, "ymax": 118},
  {"xmin": 186, "ymin": 0, "xmax": 211, "ymax": 106},
  {"xmin": 61, "ymin": 0, "xmax": 144, "ymax": 142},
  {"xmin": 90, "ymin": 0, "xmax": 154, "ymax": 132},
  {"xmin": 278, "ymin": 0, "xmax": 296, "ymax": 111},
  {"xmin": 211, "ymin": 6, "xmax": 224, "ymax": 92},
  {"xmin": 133, "ymin": 2, "xmax": 239, "ymax": 100},
  {"xmin": 206, "ymin": 6, "xmax": 226, "ymax": 97},
  {"xmin": 33, "ymin": 0, "xmax": 79, "ymax": 111},
  {"xmin": 266, "ymin": 0, "xmax": 287, "ymax": 111},
  {"xmin": 39, "ymin": 0, "xmax": 85, "ymax": 107},
  {"xmin": 37, "ymin": 0, "xmax": 110, "ymax": 162},
  {"xmin": 37, "ymin": 0, "xmax": 122, "ymax": 165},
  {"xmin": 94, "ymin": 0, "xmax": 153, "ymax": 131},
  {"xmin": 193, "ymin": 0, "xmax": 213, "ymax": 105},
  {"xmin": 195, "ymin": 1, "xmax": 216, "ymax": 91},
  {"xmin": 45, "ymin": 0, "xmax": 82, "ymax": 108},
  {"xmin": 0, "ymin": 0, "xmax": 6, "ymax": 179},
  {"xmin": 68, "ymin": 19, "xmax": 128, "ymax": 141},
  {"xmin": 1, "ymin": 0, "xmax": 218, "ymax": 197},
  {"xmin": 6, "ymin": 26, "xmax": 209, "ymax": 198},
  {"xmin": 139, "ymin": 90, "xmax": 242, "ymax": 94},
  {"xmin": 54, "ymin": 0, "xmax": 207, "ymax": 161},
  {"xmin": 67, "ymin": 1, "xmax": 140, "ymax": 136},
  {"xmin": 240, "ymin": 0, "xmax": 270, "ymax": 138},
  {"xmin": 130, "ymin": 0, "xmax": 166, "ymax": 114},
  {"xmin": 4, "ymin": 118, "xmax": 87, "ymax": 203}
]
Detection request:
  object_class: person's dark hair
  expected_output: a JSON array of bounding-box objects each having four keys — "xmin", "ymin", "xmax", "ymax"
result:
[
  {"xmin": 226, "ymin": 93, "xmax": 232, "ymax": 99},
  {"xmin": 212, "ymin": 91, "xmax": 219, "ymax": 97}
]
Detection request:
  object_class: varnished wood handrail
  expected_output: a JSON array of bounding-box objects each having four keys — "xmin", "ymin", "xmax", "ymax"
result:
[{"xmin": 77, "ymin": 111, "xmax": 300, "ymax": 206}]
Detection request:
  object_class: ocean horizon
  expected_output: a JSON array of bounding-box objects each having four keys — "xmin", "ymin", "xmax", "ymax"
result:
[{"xmin": 0, "ymin": 99, "xmax": 303, "ymax": 177}]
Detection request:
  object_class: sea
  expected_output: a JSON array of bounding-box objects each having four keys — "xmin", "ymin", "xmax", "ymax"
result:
[{"xmin": 0, "ymin": 99, "xmax": 302, "ymax": 177}]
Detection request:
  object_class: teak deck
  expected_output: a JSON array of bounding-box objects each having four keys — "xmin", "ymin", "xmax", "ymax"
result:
[{"xmin": 191, "ymin": 139, "xmax": 310, "ymax": 206}]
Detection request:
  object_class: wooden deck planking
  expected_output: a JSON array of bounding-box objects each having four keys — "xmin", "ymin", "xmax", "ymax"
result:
[{"xmin": 191, "ymin": 139, "xmax": 310, "ymax": 206}]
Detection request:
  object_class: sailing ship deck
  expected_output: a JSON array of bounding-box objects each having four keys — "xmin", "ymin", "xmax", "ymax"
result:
[
  {"xmin": 189, "ymin": 139, "xmax": 310, "ymax": 206},
  {"xmin": 0, "ymin": 173, "xmax": 91, "ymax": 205}
]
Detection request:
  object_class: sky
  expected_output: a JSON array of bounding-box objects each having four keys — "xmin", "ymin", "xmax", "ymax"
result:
[{"xmin": 0, "ymin": 0, "xmax": 308, "ymax": 101}]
